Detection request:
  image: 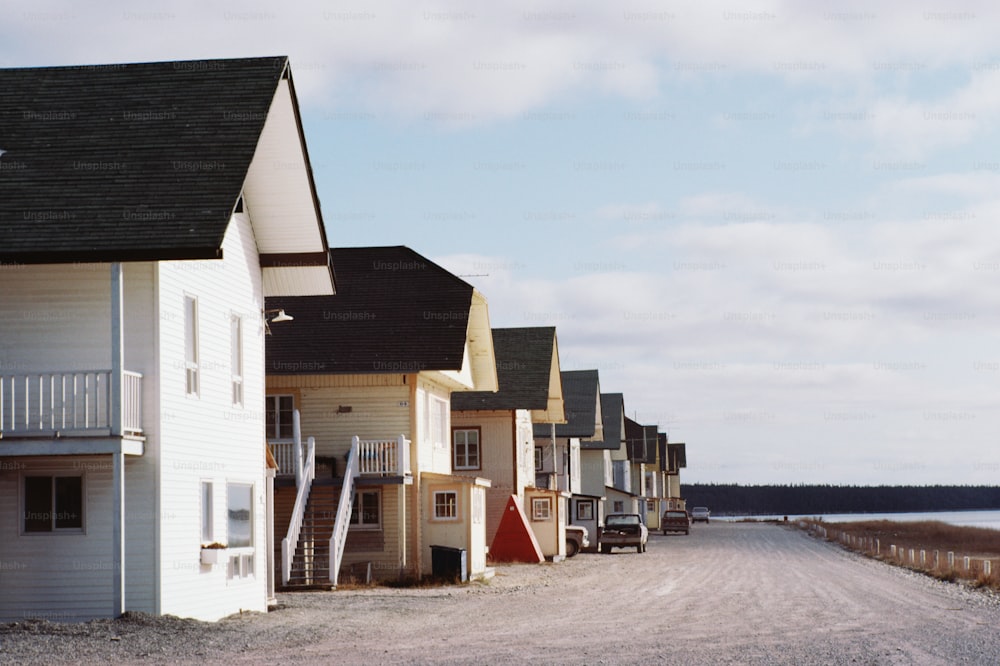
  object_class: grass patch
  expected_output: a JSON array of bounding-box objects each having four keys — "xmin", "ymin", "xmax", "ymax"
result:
[{"xmin": 798, "ymin": 518, "xmax": 1000, "ymax": 592}]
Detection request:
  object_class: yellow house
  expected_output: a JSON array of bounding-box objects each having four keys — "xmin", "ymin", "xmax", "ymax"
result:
[
  {"xmin": 265, "ymin": 246, "xmax": 497, "ymax": 585},
  {"xmin": 451, "ymin": 327, "xmax": 567, "ymax": 560}
]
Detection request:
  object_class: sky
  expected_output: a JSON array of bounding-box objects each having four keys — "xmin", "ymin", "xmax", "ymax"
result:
[{"xmin": 3, "ymin": 1, "xmax": 1000, "ymax": 486}]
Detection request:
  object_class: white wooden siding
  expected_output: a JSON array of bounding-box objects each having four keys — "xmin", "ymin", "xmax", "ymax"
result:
[
  {"xmin": 0, "ymin": 457, "xmax": 115, "ymax": 621},
  {"xmin": 156, "ymin": 213, "xmax": 268, "ymax": 621},
  {"xmin": 578, "ymin": 449, "xmax": 609, "ymax": 498}
]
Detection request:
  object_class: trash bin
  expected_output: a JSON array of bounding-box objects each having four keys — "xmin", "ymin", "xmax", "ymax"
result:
[{"xmin": 429, "ymin": 545, "xmax": 467, "ymax": 582}]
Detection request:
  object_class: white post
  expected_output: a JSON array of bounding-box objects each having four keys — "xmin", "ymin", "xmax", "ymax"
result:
[
  {"xmin": 112, "ymin": 451, "xmax": 125, "ymax": 617},
  {"xmin": 550, "ymin": 423, "xmax": 557, "ymax": 491},
  {"xmin": 293, "ymin": 409, "xmax": 303, "ymax": 486},
  {"xmin": 110, "ymin": 263, "xmax": 123, "ymax": 436}
]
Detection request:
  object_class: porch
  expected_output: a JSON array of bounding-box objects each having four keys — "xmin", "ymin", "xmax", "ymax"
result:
[
  {"xmin": 270, "ymin": 435, "xmax": 410, "ymax": 480},
  {"xmin": 0, "ymin": 370, "xmax": 143, "ymax": 439}
]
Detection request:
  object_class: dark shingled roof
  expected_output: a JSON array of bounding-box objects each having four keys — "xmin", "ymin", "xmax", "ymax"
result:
[
  {"xmin": 451, "ymin": 327, "xmax": 555, "ymax": 411},
  {"xmin": 667, "ymin": 442, "xmax": 687, "ymax": 473},
  {"xmin": 584, "ymin": 392, "xmax": 625, "ymax": 450},
  {"xmin": 533, "ymin": 369, "xmax": 599, "ymax": 439},
  {"xmin": 624, "ymin": 416, "xmax": 658, "ymax": 464},
  {"xmin": 265, "ymin": 246, "xmax": 474, "ymax": 374},
  {"xmin": 0, "ymin": 56, "xmax": 292, "ymax": 263}
]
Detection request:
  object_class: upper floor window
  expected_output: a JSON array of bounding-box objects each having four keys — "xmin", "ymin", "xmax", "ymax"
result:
[
  {"xmin": 266, "ymin": 395, "xmax": 295, "ymax": 441},
  {"xmin": 534, "ymin": 447, "xmax": 543, "ymax": 472},
  {"xmin": 184, "ymin": 295, "xmax": 199, "ymax": 396},
  {"xmin": 230, "ymin": 315, "xmax": 243, "ymax": 406},
  {"xmin": 453, "ymin": 428, "xmax": 481, "ymax": 470},
  {"xmin": 429, "ymin": 395, "xmax": 448, "ymax": 449}
]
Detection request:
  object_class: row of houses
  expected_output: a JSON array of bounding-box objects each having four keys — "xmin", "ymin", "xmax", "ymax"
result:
[{"xmin": 0, "ymin": 56, "xmax": 687, "ymax": 623}]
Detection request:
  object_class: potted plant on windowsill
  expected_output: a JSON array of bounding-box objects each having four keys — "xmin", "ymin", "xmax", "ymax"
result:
[{"xmin": 200, "ymin": 542, "xmax": 228, "ymax": 565}]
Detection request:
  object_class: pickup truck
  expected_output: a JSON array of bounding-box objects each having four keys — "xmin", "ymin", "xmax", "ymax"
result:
[
  {"xmin": 661, "ymin": 509, "xmax": 691, "ymax": 535},
  {"xmin": 565, "ymin": 525, "xmax": 589, "ymax": 557},
  {"xmin": 600, "ymin": 513, "xmax": 649, "ymax": 553}
]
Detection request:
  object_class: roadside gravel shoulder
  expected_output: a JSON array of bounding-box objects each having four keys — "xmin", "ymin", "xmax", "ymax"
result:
[{"xmin": 4, "ymin": 523, "xmax": 1000, "ymax": 665}]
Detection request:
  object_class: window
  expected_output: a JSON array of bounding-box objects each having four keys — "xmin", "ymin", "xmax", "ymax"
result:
[
  {"xmin": 452, "ymin": 428, "xmax": 481, "ymax": 470},
  {"xmin": 534, "ymin": 447, "xmax": 543, "ymax": 472},
  {"xmin": 201, "ymin": 481, "xmax": 214, "ymax": 543},
  {"xmin": 350, "ymin": 489, "xmax": 381, "ymax": 529},
  {"xmin": 227, "ymin": 483, "xmax": 253, "ymax": 548},
  {"xmin": 433, "ymin": 490, "xmax": 458, "ymax": 520},
  {"xmin": 613, "ymin": 500, "xmax": 625, "ymax": 513},
  {"xmin": 228, "ymin": 552, "xmax": 255, "ymax": 580},
  {"xmin": 647, "ymin": 499, "xmax": 656, "ymax": 512},
  {"xmin": 23, "ymin": 475, "xmax": 83, "ymax": 533},
  {"xmin": 184, "ymin": 295, "xmax": 199, "ymax": 395},
  {"xmin": 266, "ymin": 395, "xmax": 295, "ymax": 440},
  {"xmin": 531, "ymin": 497, "xmax": 552, "ymax": 522},
  {"xmin": 429, "ymin": 395, "xmax": 448, "ymax": 449},
  {"xmin": 226, "ymin": 483, "xmax": 254, "ymax": 581},
  {"xmin": 230, "ymin": 315, "xmax": 243, "ymax": 406},
  {"xmin": 577, "ymin": 500, "xmax": 594, "ymax": 521}
]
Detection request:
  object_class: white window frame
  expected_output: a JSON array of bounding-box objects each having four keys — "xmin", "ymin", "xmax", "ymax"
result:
[
  {"xmin": 21, "ymin": 474, "xmax": 85, "ymax": 534},
  {"xmin": 429, "ymin": 394, "xmax": 448, "ymax": 450},
  {"xmin": 432, "ymin": 490, "xmax": 458, "ymax": 521},
  {"xmin": 201, "ymin": 481, "xmax": 214, "ymax": 544},
  {"xmin": 184, "ymin": 294, "xmax": 199, "ymax": 396},
  {"xmin": 230, "ymin": 314, "xmax": 243, "ymax": 407},
  {"xmin": 531, "ymin": 497, "xmax": 552, "ymax": 522},
  {"xmin": 452, "ymin": 427, "xmax": 481, "ymax": 470},
  {"xmin": 226, "ymin": 482, "xmax": 255, "ymax": 582},
  {"xmin": 350, "ymin": 489, "xmax": 381, "ymax": 530}
]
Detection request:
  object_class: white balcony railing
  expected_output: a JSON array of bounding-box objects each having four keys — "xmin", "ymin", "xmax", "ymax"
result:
[
  {"xmin": 269, "ymin": 441, "xmax": 296, "ymax": 478},
  {"xmin": 357, "ymin": 435, "xmax": 410, "ymax": 476},
  {"xmin": 0, "ymin": 370, "xmax": 143, "ymax": 437}
]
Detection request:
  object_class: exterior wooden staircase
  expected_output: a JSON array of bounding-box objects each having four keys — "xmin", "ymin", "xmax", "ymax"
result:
[{"xmin": 283, "ymin": 481, "xmax": 340, "ymax": 589}]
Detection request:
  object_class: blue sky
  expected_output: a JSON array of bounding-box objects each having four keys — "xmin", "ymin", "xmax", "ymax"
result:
[{"xmin": 4, "ymin": 1, "xmax": 1000, "ymax": 485}]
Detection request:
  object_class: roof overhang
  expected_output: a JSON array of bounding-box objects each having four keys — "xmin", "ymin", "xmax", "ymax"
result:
[
  {"xmin": 460, "ymin": 290, "xmax": 498, "ymax": 392},
  {"xmin": 242, "ymin": 72, "xmax": 334, "ymax": 296},
  {"xmin": 530, "ymin": 331, "xmax": 566, "ymax": 424}
]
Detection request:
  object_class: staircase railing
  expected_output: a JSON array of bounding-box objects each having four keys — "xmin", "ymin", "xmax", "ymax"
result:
[
  {"xmin": 328, "ymin": 436, "xmax": 360, "ymax": 588},
  {"xmin": 281, "ymin": 411, "xmax": 315, "ymax": 586}
]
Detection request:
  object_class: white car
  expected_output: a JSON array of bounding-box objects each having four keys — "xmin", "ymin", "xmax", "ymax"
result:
[{"xmin": 690, "ymin": 507, "xmax": 711, "ymax": 523}]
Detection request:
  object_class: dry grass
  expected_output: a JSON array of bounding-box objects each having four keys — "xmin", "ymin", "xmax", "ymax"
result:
[{"xmin": 799, "ymin": 518, "xmax": 1000, "ymax": 592}]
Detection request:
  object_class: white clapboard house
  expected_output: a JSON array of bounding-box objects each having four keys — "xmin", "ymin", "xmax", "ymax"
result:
[{"xmin": 0, "ymin": 56, "xmax": 334, "ymax": 621}]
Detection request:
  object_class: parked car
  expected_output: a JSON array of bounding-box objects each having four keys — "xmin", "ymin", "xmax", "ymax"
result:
[
  {"xmin": 661, "ymin": 509, "xmax": 691, "ymax": 535},
  {"xmin": 600, "ymin": 514, "xmax": 649, "ymax": 553},
  {"xmin": 690, "ymin": 507, "xmax": 711, "ymax": 523},
  {"xmin": 565, "ymin": 525, "xmax": 589, "ymax": 557}
]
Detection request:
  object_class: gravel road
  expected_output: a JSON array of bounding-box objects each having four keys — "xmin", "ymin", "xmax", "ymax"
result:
[{"xmin": 3, "ymin": 522, "xmax": 1000, "ymax": 665}]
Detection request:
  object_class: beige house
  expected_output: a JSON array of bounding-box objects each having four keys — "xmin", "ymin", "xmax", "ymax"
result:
[
  {"xmin": 265, "ymin": 246, "xmax": 497, "ymax": 586},
  {"xmin": 451, "ymin": 327, "xmax": 567, "ymax": 560}
]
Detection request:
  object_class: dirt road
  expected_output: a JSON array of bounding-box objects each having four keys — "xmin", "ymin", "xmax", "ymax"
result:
[{"xmin": 5, "ymin": 522, "xmax": 1000, "ymax": 664}]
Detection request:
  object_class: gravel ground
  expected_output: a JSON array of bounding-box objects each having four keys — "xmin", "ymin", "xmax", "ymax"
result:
[{"xmin": 3, "ymin": 522, "xmax": 1000, "ymax": 665}]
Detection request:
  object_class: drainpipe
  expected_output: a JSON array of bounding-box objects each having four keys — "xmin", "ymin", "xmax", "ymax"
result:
[{"xmin": 110, "ymin": 262, "xmax": 125, "ymax": 617}]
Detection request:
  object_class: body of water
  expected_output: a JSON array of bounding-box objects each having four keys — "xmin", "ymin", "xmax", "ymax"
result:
[{"xmin": 718, "ymin": 509, "xmax": 1000, "ymax": 530}]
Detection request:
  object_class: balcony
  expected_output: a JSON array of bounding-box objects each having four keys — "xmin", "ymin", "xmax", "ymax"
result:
[
  {"xmin": 0, "ymin": 370, "xmax": 143, "ymax": 439},
  {"xmin": 357, "ymin": 435, "xmax": 410, "ymax": 477}
]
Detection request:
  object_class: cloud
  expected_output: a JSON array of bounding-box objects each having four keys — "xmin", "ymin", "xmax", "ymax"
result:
[{"xmin": 6, "ymin": 1, "xmax": 1000, "ymax": 124}]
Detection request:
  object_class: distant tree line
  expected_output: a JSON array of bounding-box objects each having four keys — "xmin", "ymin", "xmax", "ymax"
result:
[{"xmin": 680, "ymin": 484, "xmax": 1000, "ymax": 516}]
